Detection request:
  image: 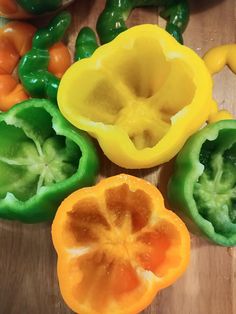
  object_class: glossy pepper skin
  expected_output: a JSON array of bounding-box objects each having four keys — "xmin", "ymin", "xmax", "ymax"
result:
[
  {"xmin": 168, "ymin": 120, "xmax": 236, "ymax": 246},
  {"xmin": 74, "ymin": 27, "xmax": 99, "ymax": 62},
  {"xmin": 0, "ymin": 99, "xmax": 99, "ymax": 223},
  {"xmin": 52, "ymin": 174, "xmax": 190, "ymax": 314},
  {"xmin": 18, "ymin": 11, "xmax": 71, "ymax": 103},
  {"xmin": 58, "ymin": 25, "xmax": 213, "ymax": 169},
  {"xmin": 96, "ymin": 0, "xmax": 189, "ymax": 44},
  {"xmin": 16, "ymin": 0, "xmax": 61, "ymax": 14}
]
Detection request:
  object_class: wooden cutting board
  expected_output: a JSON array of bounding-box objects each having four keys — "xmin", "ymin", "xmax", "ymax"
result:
[{"xmin": 0, "ymin": 0, "xmax": 235, "ymax": 313}]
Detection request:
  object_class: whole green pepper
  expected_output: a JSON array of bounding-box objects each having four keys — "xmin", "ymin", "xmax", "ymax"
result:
[
  {"xmin": 0, "ymin": 99, "xmax": 99, "ymax": 223},
  {"xmin": 74, "ymin": 27, "xmax": 99, "ymax": 62},
  {"xmin": 168, "ymin": 120, "xmax": 236, "ymax": 246},
  {"xmin": 16, "ymin": 0, "xmax": 61, "ymax": 14},
  {"xmin": 96, "ymin": 0, "xmax": 189, "ymax": 44},
  {"xmin": 18, "ymin": 11, "xmax": 71, "ymax": 103}
]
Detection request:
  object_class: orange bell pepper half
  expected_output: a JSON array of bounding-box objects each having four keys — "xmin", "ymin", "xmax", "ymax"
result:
[{"xmin": 52, "ymin": 174, "xmax": 190, "ymax": 314}]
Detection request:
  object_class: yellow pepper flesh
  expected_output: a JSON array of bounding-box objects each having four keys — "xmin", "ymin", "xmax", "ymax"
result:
[{"xmin": 58, "ymin": 25, "xmax": 213, "ymax": 169}]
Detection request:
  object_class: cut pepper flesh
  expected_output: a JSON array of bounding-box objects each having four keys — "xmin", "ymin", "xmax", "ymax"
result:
[
  {"xmin": 193, "ymin": 129, "xmax": 236, "ymax": 235},
  {"xmin": 52, "ymin": 175, "xmax": 190, "ymax": 314},
  {"xmin": 0, "ymin": 99, "xmax": 99, "ymax": 223},
  {"xmin": 0, "ymin": 107, "xmax": 80, "ymax": 201},
  {"xmin": 168, "ymin": 120, "xmax": 236, "ymax": 246}
]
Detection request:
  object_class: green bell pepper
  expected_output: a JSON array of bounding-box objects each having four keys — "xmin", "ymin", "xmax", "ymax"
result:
[
  {"xmin": 18, "ymin": 11, "xmax": 71, "ymax": 103},
  {"xmin": 16, "ymin": 0, "xmax": 61, "ymax": 14},
  {"xmin": 0, "ymin": 99, "xmax": 99, "ymax": 223},
  {"xmin": 96, "ymin": 0, "xmax": 189, "ymax": 44},
  {"xmin": 168, "ymin": 120, "xmax": 236, "ymax": 246}
]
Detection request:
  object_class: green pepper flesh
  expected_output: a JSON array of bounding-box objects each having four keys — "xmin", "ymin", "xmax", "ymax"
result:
[
  {"xmin": 0, "ymin": 99, "xmax": 99, "ymax": 223},
  {"xmin": 168, "ymin": 120, "xmax": 236, "ymax": 246}
]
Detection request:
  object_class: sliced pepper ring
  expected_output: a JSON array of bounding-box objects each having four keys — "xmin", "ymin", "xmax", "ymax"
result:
[
  {"xmin": 52, "ymin": 174, "xmax": 190, "ymax": 314},
  {"xmin": 168, "ymin": 120, "xmax": 236, "ymax": 246},
  {"xmin": 58, "ymin": 24, "xmax": 213, "ymax": 169},
  {"xmin": 0, "ymin": 99, "xmax": 99, "ymax": 223},
  {"xmin": 203, "ymin": 44, "xmax": 235, "ymax": 122}
]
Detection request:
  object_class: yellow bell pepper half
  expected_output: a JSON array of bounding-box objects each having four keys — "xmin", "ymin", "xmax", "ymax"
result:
[{"xmin": 58, "ymin": 25, "xmax": 213, "ymax": 169}]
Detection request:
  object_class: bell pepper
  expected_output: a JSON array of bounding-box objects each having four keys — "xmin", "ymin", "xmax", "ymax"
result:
[
  {"xmin": 168, "ymin": 119, "xmax": 236, "ymax": 246},
  {"xmin": 18, "ymin": 11, "xmax": 71, "ymax": 103},
  {"xmin": 0, "ymin": 0, "xmax": 74, "ymax": 18},
  {"xmin": 52, "ymin": 174, "xmax": 190, "ymax": 314},
  {"xmin": 58, "ymin": 24, "xmax": 213, "ymax": 169},
  {"xmin": 203, "ymin": 44, "xmax": 235, "ymax": 123},
  {"xmin": 0, "ymin": 99, "xmax": 99, "ymax": 223},
  {"xmin": 96, "ymin": 0, "xmax": 189, "ymax": 44}
]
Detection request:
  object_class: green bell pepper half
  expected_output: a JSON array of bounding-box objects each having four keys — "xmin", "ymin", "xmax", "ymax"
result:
[
  {"xmin": 16, "ymin": 0, "xmax": 62, "ymax": 15},
  {"xmin": 0, "ymin": 99, "xmax": 99, "ymax": 223},
  {"xmin": 96, "ymin": 0, "xmax": 189, "ymax": 44},
  {"xmin": 168, "ymin": 120, "xmax": 236, "ymax": 246},
  {"xmin": 18, "ymin": 11, "xmax": 71, "ymax": 103}
]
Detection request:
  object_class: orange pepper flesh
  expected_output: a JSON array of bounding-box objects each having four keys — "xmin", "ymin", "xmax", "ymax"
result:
[
  {"xmin": 52, "ymin": 174, "xmax": 190, "ymax": 314},
  {"xmin": 48, "ymin": 42, "xmax": 72, "ymax": 78}
]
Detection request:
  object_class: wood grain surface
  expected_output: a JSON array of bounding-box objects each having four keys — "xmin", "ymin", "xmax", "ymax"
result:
[{"xmin": 0, "ymin": 0, "xmax": 236, "ymax": 313}]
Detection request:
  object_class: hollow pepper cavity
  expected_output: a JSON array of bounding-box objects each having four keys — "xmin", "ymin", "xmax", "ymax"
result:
[
  {"xmin": 168, "ymin": 119, "xmax": 236, "ymax": 246},
  {"xmin": 58, "ymin": 24, "xmax": 214, "ymax": 169},
  {"xmin": 52, "ymin": 174, "xmax": 190, "ymax": 314},
  {"xmin": 0, "ymin": 99, "xmax": 99, "ymax": 223}
]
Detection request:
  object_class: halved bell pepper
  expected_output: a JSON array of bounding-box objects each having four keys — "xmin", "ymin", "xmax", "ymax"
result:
[
  {"xmin": 52, "ymin": 174, "xmax": 190, "ymax": 314},
  {"xmin": 58, "ymin": 24, "xmax": 213, "ymax": 169},
  {"xmin": 0, "ymin": 99, "xmax": 99, "ymax": 223},
  {"xmin": 168, "ymin": 120, "xmax": 236, "ymax": 246}
]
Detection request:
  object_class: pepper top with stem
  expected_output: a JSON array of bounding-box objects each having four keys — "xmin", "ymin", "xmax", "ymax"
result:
[{"xmin": 18, "ymin": 11, "xmax": 71, "ymax": 103}]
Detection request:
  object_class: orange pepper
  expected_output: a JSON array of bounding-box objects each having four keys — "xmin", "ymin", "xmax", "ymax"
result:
[
  {"xmin": 48, "ymin": 42, "xmax": 72, "ymax": 78},
  {"xmin": 52, "ymin": 174, "xmax": 190, "ymax": 314}
]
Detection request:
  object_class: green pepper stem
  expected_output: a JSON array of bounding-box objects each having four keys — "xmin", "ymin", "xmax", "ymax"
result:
[
  {"xmin": 74, "ymin": 27, "xmax": 99, "ymax": 62},
  {"xmin": 16, "ymin": 0, "xmax": 62, "ymax": 14},
  {"xmin": 18, "ymin": 11, "xmax": 71, "ymax": 103},
  {"xmin": 96, "ymin": 0, "xmax": 189, "ymax": 44}
]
